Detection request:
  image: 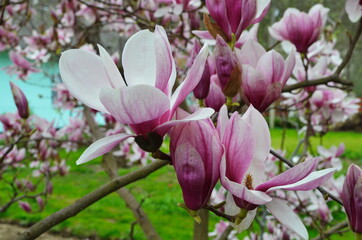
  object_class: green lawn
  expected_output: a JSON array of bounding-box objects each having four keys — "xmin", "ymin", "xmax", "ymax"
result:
[{"xmin": 0, "ymin": 129, "xmax": 361, "ymax": 239}]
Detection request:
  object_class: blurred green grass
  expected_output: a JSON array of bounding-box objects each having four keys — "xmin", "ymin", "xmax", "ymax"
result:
[{"xmin": 0, "ymin": 129, "xmax": 361, "ymax": 239}]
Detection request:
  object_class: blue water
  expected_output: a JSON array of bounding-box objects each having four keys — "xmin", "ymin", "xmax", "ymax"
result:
[{"xmin": 0, "ymin": 51, "xmax": 73, "ymax": 130}]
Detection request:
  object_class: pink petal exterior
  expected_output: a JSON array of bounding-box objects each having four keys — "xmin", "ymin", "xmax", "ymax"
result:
[
  {"xmin": 269, "ymin": 4, "xmax": 329, "ymax": 53},
  {"xmin": 205, "ymin": 0, "xmax": 270, "ymax": 40},
  {"xmin": 237, "ymin": 39, "xmax": 295, "ymax": 112},
  {"xmin": 341, "ymin": 164, "xmax": 362, "ymax": 233},
  {"xmin": 76, "ymin": 133, "xmax": 134, "ymax": 165},
  {"xmin": 204, "ymin": 74, "xmax": 226, "ymax": 111},
  {"xmin": 170, "ymin": 119, "xmax": 223, "ymax": 210}
]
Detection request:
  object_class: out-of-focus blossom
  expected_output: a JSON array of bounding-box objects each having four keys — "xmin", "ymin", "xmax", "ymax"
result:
[
  {"xmin": 341, "ymin": 164, "xmax": 362, "ymax": 234},
  {"xmin": 60, "ymin": 26, "xmax": 213, "ymax": 164},
  {"xmin": 53, "ymin": 83, "xmax": 78, "ymax": 110},
  {"xmin": 209, "ymin": 220, "xmax": 238, "ymax": 240},
  {"xmin": 269, "ymin": 4, "xmax": 329, "ymax": 53},
  {"xmin": 10, "ymin": 82, "xmax": 29, "ymax": 119},
  {"xmin": 236, "ymin": 39, "xmax": 295, "ymax": 112},
  {"xmin": 205, "ymin": 0, "xmax": 270, "ymax": 42},
  {"xmin": 345, "ymin": 0, "xmax": 362, "ymax": 22},
  {"xmin": 317, "ymin": 143, "xmax": 345, "ymax": 171},
  {"xmin": 18, "ymin": 201, "xmax": 32, "ymax": 213},
  {"xmin": 170, "ymin": 119, "xmax": 223, "ymax": 210},
  {"xmin": 5, "ymin": 50, "xmax": 39, "ymax": 80}
]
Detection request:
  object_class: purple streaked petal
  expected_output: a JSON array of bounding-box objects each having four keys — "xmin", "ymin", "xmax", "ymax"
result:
[
  {"xmin": 97, "ymin": 44, "xmax": 125, "ymax": 88},
  {"xmin": 76, "ymin": 133, "xmax": 134, "ymax": 165},
  {"xmin": 266, "ymin": 168, "xmax": 335, "ymax": 192},
  {"xmin": 254, "ymin": 0, "xmax": 271, "ymax": 22},
  {"xmin": 99, "ymin": 85, "xmax": 170, "ymax": 125},
  {"xmin": 174, "ymin": 142, "xmax": 206, "ymax": 210},
  {"xmin": 216, "ymin": 105, "xmax": 229, "ymax": 139},
  {"xmin": 170, "ymin": 44, "xmax": 209, "ymax": 115},
  {"xmin": 266, "ymin": 198, "xmax": 308, "ymax": 240},
  {"xmin": 282, "ymin": 48, "xmax": 296, "ymax": 85},
  {"xmin": 256, "ymin": 158, "xmax": 319, "ymax": 192},
  {"xmin": 122, "ymin": 30, "xmax": 156, "ymax": 86},
  {"xmin": 192, "ymin": 30, "xmax": 214, "ymax": 40},
  {"xmin": 154, "ymin": 108, "xmax": 214, "ymax": 136},
  {"xmin": 154, "ymin": 26, "xmax": 176, "ymax": 97},
  {"xmin": 59, "ymin": 49, "xmax": 112, "ymax": 112}
]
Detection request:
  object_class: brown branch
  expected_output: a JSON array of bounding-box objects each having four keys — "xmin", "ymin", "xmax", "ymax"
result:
[
  {"xmin": 283, "ymin": 18, "xmax": 362, "ymax": 93},
  {"xmin": 203, "ymin": 205, "xmax": 235, "ymax": 222},
  {"xmin": 17, "ymin": 160, "xmax": 167, "ymax": 240},
  {"xmin": 269, "ymin": 149, "xmax": 343, "ymax": 206}
]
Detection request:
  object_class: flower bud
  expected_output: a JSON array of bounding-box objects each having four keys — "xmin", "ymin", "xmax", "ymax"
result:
[
  {"xmin": 341, "ymin": 164, "xmax": 362, "ymax": 233},
  {"xmin": 19, "ymin": 201, "xmax": 32, "ymax": 213},
  {"xmin": 170, "ymin": 119, "xmax": 223, "ymax": 210},
  {"xmin": 10, "ymin": 82, "xmax": 29, "ymax": 119}
]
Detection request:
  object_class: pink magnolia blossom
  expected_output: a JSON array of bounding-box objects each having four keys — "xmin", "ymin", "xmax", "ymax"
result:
[
  {"xmin": 6, "ymin": 50, "xmax": 39, "ymax": 80},
  {"xmin": 345, "ymin": 0, "xmax": 362, "ymax": 22},
  {"xmin": 205, "ymin": 0, "xmax": 270, "ymax": 41},
  {"xmin": 9, "ymin": 82, "xmax": 29, "ymax": 119},
  {"xmin": 236, "ymin": 39, "xmax": 295, "ymax": 112},
  {"xmin": 169, "ymin": 119, "xmax": 223, "ymax": 210},
  {"xmin": 59, "ymin": 26, "xmax": 213, "ymax": 164},
  {"xmin": 341, "ymin": 164, "xmax": 362, "ymax": 233},
  {"xmin": 218, "ymin": 105, "xmax": 335, "ymax": 239},
  {"xmin": 269, "ymin": 4, "xmax": 329, "ymax": 53},
  {"xmin": 205, "ymin": 74, "xmax": 226, "ymax": 111}
]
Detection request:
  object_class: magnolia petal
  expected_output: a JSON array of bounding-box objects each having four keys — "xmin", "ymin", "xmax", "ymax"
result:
[
  {"xmin": 99, "ymin": 85, "xmax": 170, "ymax": 125},
  {"xmin": 59, "ymin": 49, "xmax": 111, "ymax": 112},
  {"xmin": 256, "ymin": 158, "xmax": 319, "ymax": 192},
  {"xmin": 216, "ymin": 105, "xmax": 229, "ymax": 139},
  {"xmin": 170, "ymin": 44, "xmax": 209, "ymax": 115},
  {"xmin": 282, "ymin": 48, "xmax": 296, "ymax": 85},
  {"xmin": 76, "ymin": 133, "xmax": 134, "ymax": 164},
  {"xmin": 345, "ymin": 0, "xmax": 362, "ymax": 22},
  {"xmin": 122, "ymin": 30, "xmax": 156, "ymax": 86},
  {"xmin": 154, "ymin": 26, "xmax": 176, "ymax": 97},
  {"xmin": 266, "ymin": 198, "xmax": 308, "ymax": 240},
  {"xmin": 154, "ymin": 108, "xmax": 214, "ymax": 136},
  {"xmin": 256, "ymin": 50, "xmax": 285, "ymax": 84},
  {"xmin": 224, "ymin": 192, "xmax": 257, "ymax": 233},
  {"xmin": 174, "ymin": 142, "xmax": 206, "ymax": 210},
  {"xmin": 266, "ymin": 168, "xmax": 335, "ymax": 192},
  {"xmin": 192, "ymin": 30, "xmax": 214, "ymax": 40},
  {"xmin": 254, "ymin": 0, "xmax": 271, "ymax": 22},
  {"xmin": 242, "ymin": 105, "xmax": 271, "ymax": 186},
  {"xmin": 97, "ymin": 44, "xmax": 126, "ymax": 88},
  {"xmin": 236, "ymin": 39, "xmax": 266, "ymax": 67}
]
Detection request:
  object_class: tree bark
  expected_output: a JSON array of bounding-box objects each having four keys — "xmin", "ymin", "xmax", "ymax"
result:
[{"xmin": 193, "ymin": 208, "xmax": 209, "ymax": 240}]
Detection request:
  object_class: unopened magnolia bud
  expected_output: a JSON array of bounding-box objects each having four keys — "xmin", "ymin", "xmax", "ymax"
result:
[
  {"xmin": 36, "ymin": 196, "xmax": 44, "ymax": 210},
  {"xmin": 10, "ymin": 82, "xmax": 29, "ymax": 119},
  {"xmin": 19, "ymin": 201, "xmax": 32, "ymax": 213}
]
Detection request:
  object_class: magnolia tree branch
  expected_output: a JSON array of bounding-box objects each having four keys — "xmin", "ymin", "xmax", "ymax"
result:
[
  {"xmin": 270, "ymin": 149, "xmax": 343, "ymax": 205},
  {"xmin": 283, "ymin": 18, "xmax": 362, "ymax": 92},
  {"xmin": 17, "ymin": 160, "xmax": 168, "ymax": 240}
]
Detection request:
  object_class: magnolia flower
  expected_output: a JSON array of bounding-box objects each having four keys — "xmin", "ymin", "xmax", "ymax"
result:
[
  {"xmin": 345, "ymin": 0, "xmax": 362, "ymax": 23},
  {"xmin": 269, "ymin": 4, "xmax": 329, "ymax": 53},
  {"xmin": 236, "ymin": 39, "xmax": 295, "ymax": 112},
  {"xmin": 341, "ymin": 164, "xmax": 362, "ymax": 234},
  {"xmin": 205, "ymin": 0, "xmax": 270, "ymax": 41},
  {"xmin": 170, "ymin": 118, "xmax": 223, "ymax": 210},
  {"xmin": 218, "ymin": 105, "xmax": 335, "ymax": 239},
  {"xmin": 59, "ymin": 26, "xmax": 213, "ymax": 164}
]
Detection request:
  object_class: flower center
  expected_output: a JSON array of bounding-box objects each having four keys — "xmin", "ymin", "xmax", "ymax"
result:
[{"xmin": 244, "ymin": 173, "xmax": 254, "ymax": 190}]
